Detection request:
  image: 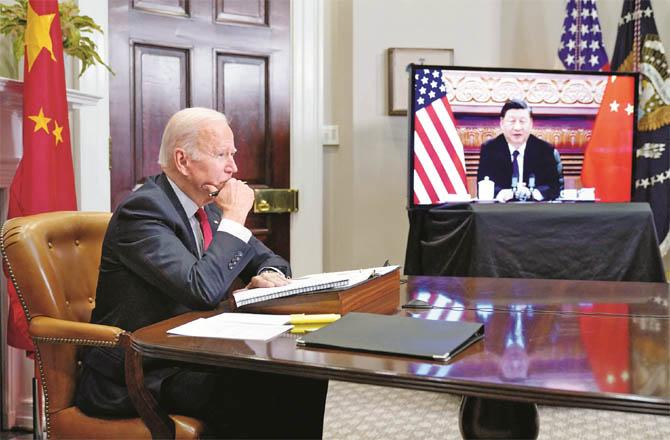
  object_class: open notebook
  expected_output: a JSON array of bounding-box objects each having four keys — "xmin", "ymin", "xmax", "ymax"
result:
[{"xmin": 232, "ymin": 266, "xmax": 398, "ymax": 307}]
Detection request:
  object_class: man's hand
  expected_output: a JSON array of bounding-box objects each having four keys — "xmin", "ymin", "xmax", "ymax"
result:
[
  {"xmin": 245, "ymin": 271, "xmax": 291, "ymax": 289},
  {"xmin": 496, "ymin": 189, "xmax": 514, "ymax": 203},
  {"xmin": 531, "ymin": 188, "xmax": 544, "ymax": 201},
  {"xmin": 515, "ymin": 183, "xmax": 531, "ymax": 201},
  {"xmin": 204, "ymin": 179, "xmax": 254, "ymax": 225}
]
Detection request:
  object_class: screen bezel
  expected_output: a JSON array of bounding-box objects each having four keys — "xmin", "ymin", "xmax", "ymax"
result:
[{"xmin": 406, "ymin": 64, "xmax": 640, "ymax": 209}]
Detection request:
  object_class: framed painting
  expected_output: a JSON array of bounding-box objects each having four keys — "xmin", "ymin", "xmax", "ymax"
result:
[{"xmin": 387, "ymin": 47, "xmax": 454, "ymax": 116}]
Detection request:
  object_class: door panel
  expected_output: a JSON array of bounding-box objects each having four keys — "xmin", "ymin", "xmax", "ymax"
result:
[
  {"xmin": 216, "ymin": 0, "xmax": 266, "ymax": 25},
  {"xmin": 109, "ymin": 0, "xmax": 290, "ymax": 258},
  {"xmin": 216, "ymin": 54, "xmax": 267, "ymax": 183},
  {"xmin": 133, "ymin": 45, "xmax": 190, "ymax": 180},
  {"xmin": 133, "ymin": 0, "xmax": 189, "ymax": 16}
]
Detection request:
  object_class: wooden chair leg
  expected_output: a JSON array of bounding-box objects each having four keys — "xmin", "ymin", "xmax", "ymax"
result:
[
  {"xmin": 32, "ymin": 376, "xmax": 42, "ymax": 440},
  {"xmin": 120, "ymin": 333, "xmax": 175, "ymax": 439}
]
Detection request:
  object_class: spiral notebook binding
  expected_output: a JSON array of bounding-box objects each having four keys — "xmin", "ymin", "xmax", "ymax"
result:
[{"xmin": 235, "ymin": 279, "xmax": 348, "ymax": 307}]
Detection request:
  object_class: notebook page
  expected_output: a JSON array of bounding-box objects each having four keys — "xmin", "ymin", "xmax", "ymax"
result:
[{"xmin": 232, "ymin": 273, "xmax": 350, "ymax": 305}]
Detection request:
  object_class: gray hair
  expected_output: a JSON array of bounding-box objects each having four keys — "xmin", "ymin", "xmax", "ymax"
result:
[{"xmin": 157, "ymin": 107, "xmax": 228, "ymax": 168}]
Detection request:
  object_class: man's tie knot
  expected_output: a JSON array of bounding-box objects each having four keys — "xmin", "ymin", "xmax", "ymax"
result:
[
  {"xmin": 195, "ymin": 207, "xmax": 213, "ymax": 251},
  {"xmin": 512, "ymin": 150, "xmax": 519, "ymax": 160}
]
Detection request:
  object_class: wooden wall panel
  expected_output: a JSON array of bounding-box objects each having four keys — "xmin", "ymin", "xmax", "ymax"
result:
[
  {"xmin": 215, "ymin": 0, "xmax": 266, "ymax": 25},
  {"xmin": 133, "ymin": 44, "xmax": 190, "ymax": 182},
  {"xmin": 133, "ymin": 0, "xmax": 189, "ymax": 16},
  {"xmin": 216, "ymin": 54, "xmax": 268, "ymax": 185}
]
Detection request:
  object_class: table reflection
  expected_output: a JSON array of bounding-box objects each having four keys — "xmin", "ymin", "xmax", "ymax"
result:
[
  {"xmin": 406, "ymin": 302, "xmax": 668, "ymax": 399},
  {"xmin": 406, "ymin": 276, "xmax": 670, "ymax": 317}
]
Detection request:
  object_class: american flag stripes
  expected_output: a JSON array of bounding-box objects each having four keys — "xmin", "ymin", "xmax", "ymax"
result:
[
  {"xmin": 558, "ymin": 0, "xmax": 609, "ymax": 71},
  {"xmin": 412, "ymin": 68, "xmax": 468, "ymax": 205}
]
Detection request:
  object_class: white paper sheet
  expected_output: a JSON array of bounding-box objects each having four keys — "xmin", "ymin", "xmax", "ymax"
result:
[
  {"xmin": 167, "ymin": 317, "xmax": 291, "ymax": 341},
  {"xmin": 205, "ymin": 312, "xmax": 291, "ymax": 326}
]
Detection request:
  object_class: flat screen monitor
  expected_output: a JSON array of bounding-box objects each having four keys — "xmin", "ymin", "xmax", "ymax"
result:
[{"xmin": 407, "ymin": 65, "xmax": 638, "ymax": 207}]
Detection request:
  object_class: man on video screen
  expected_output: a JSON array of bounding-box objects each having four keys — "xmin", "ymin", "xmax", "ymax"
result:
[{"xmin": 477, "ymin": 99, "xmax": 562, "ymax": 202}]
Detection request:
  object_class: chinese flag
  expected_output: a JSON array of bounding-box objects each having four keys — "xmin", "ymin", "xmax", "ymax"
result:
[
  {"xmin": 578, "ymin": 304, "xmax": 631, "ymax": 394},
  {"xmin": 5, "ymin": 0, "xmax": 77, "ymax": 351},
  {"xmin": 581, "ymin": 76, "xmax": 636, "ymax": 202}
]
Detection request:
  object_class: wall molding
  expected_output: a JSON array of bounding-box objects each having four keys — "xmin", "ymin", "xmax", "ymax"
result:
[
  {"xmin": 290, "ymin": 0, "xmax": 324, "ymax": 276},
  {"xmin": 0, "ymin": 77, "xmax": 102, "ymax": 109}
]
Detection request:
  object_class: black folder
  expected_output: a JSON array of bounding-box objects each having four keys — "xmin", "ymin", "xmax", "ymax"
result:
[{"xmin": 296, "ymin": 312, "xmax": 484, "ymax": 361}]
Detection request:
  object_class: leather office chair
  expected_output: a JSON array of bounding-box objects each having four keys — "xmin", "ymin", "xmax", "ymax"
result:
[{"xmin": 1, "ymin": 211, "xmax": 205, "ymax": 439}]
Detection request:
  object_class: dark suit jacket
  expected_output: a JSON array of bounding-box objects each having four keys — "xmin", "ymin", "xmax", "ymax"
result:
[
  {"xmin": 77, "ymin": 173, "xmax": 289, "ymax": 415},
  {"xmin": 476, "ymin": 134, "xmax": 562, "ymax": 200}
]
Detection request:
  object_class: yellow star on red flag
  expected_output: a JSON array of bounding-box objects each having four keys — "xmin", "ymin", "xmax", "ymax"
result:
[
  {"xmin": 52, "ymin": 120, "xmax": 63, "ymax": 145},
  {"xmin": 24, "ymin": 2, "xmax": 57, "ymax": 71},
  {"xmin": 28, "ymin": 108, "xmax": 51, "ymax": 134}
]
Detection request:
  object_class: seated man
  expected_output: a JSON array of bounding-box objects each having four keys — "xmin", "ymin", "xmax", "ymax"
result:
[
  {"xmin": 476, "ymin": 99, "xmax": 562, "ymax": 202},
  {"xmin": 75, "ymin": 107, "xmax": 327, "ymax": 438}
]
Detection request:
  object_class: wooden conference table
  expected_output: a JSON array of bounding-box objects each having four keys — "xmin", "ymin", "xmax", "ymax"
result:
[{"xmin": 124, "ymin": 276, "xmax": 670, "ymax": 439}]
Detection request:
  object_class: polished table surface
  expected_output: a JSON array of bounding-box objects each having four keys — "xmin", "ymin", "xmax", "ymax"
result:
[
  {"xmin": 129, "ymin": 276, "xmax": 670, "ymax": 418},
  {"xmin": 404, "ymin": 276, "xmax": 670, "ymax": 317}
]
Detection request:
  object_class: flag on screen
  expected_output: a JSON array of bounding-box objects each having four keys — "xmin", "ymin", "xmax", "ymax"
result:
[
  {"xmin": 611, "ymin": 0, "xmax": 670, "ymax": 255},
  {"xmin": 412, "ymin": 68, "xmax": 468, "ymax": 205},
  {"xmin": 581, "ymin": 75, "xmax": 635, "ymax": 201},
  {"xmin": 558, "ymin": 0, "xmax": 609, "ymax": 71},
  {"xmin": 4, "ymin": 0, "xmax": 77, "ymax": 351}
]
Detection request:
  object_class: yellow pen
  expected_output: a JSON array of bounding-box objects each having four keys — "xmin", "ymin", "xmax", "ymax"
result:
[
  {"xmin": 289, "ymin": 313, "xmax": 341, "ymax": 325},
  {"xmin": 290, "ymin": 324, "xmax": 326, "ymax": 334}
]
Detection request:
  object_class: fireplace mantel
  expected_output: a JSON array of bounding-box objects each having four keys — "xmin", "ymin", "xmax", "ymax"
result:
[
  {"xmin": 0, "ymin": 76, "xmax": 102, "ymax": 108},
  {"xmin": 0, "ymin": 76, "xmax": 102, "ymax": 188}
]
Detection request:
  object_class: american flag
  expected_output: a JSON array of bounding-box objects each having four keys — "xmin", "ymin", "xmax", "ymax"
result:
[
  {"xmin": 558, "ymin": 0, "xmax": 609, "ymax": 71},
  {"xmin": 412, "ymin": 68, "xmax": 468, "ymax": 205}
]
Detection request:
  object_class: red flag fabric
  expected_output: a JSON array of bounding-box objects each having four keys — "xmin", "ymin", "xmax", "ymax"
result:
[
  {"xmin": 5, "ymin": 0, "xmax": 77, "ymax": 351},
  {"xmin": 580, "ymin": 75, "xmax": 635, "ymax": 202},
  {"xmin": 578, "ymin": 304, "xmax": 630, "ymax": 394}
]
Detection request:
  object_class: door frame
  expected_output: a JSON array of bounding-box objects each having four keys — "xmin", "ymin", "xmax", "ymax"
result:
[{"xmin": 290, "ymin": 0, "xmax": 325, "ymax": 276}]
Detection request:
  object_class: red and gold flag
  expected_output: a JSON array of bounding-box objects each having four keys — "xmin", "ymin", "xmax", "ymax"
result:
[
  {"xmin": 580, "ymin": 75, "xmax": 636, "ymax": 202},
  {"xmin": 5, "ymin": 0, "xmax": 77, "ymax": 351}
]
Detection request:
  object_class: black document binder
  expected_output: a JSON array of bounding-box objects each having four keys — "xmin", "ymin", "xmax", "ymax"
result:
[{"xmin": 296, "ymin": 312, "xmax": 484, "ymax": 361}]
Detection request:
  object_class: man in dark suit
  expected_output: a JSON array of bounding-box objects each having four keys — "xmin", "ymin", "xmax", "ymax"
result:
[
  {"xmin": 75, "ymin": 107, "xmax": 327, "ymax": 438},
  {"xmin": 476, "ymin": 99, "xmax": 562, "ymax": 202}
]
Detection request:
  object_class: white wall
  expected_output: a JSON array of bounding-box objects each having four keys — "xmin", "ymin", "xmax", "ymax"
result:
[
  {"xmin": 499, "ymin": 0, "xmax": 670, "ymax": 69},
  {"xmin": 75, "ymin": 0, "xmax": 111, "ymax": 212},
  {"xmin": 323, "ymin": 0, "xmax": 670, "ymax": 272},
  {"xmin": 324, "ymin": 0, "xmax": 503, "ymax": 270}
]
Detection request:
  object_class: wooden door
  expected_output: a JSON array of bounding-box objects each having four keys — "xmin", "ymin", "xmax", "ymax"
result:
[{"xmin": 109, "ymin": 0, "xmax": 290, "ymax": 258}]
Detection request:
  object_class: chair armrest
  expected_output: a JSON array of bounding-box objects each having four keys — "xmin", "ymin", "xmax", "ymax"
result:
[{"xmin": 29, "ymin": 316, "xmax": 125, "ymax": 347}]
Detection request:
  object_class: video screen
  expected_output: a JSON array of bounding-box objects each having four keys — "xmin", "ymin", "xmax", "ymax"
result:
[{"xmin": 408, "ymin": 65, "xmax": 638, "ymax": 207}]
